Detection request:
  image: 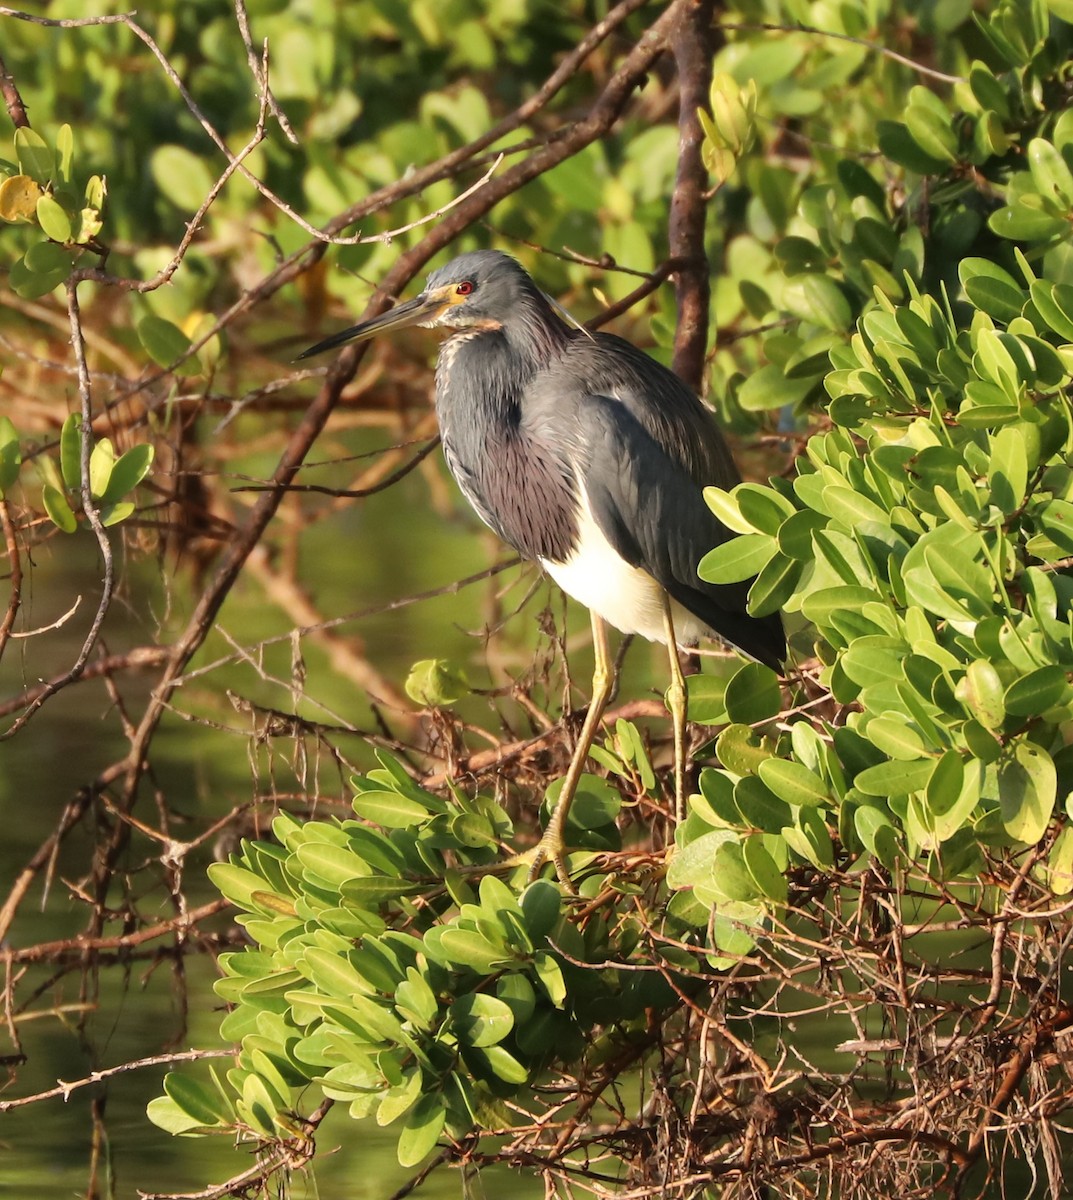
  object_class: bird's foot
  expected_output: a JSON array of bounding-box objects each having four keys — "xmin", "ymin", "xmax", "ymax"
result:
[{"xmin": 524, "ymin": 833, "xmax": 576, "ymax": 893}]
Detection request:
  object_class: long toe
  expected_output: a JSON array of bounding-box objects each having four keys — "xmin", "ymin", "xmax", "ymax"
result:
[{"xmin": 526, "ymin": 833, "xmax": 577, "ymax": 894}]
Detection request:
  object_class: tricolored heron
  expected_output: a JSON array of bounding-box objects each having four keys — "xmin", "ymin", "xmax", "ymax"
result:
[{"xmin": 297, "ymin": 250, "xmax": 785, "ymax": 885}]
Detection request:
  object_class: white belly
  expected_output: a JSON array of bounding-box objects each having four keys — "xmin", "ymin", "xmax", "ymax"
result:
[{"xmin": 540, "ymin": 496, "xmax": 709, "ymax": 646}]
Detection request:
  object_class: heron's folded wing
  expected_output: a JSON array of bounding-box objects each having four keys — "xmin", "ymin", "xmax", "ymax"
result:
[{"xmin": 576, "ymin": 394, "xmax": 785, "ymax": 669}]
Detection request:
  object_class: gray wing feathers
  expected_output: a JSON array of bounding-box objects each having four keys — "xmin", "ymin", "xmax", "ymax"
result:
[{"xmin": 575, "ymin": 395, "xmax": 785, "ymax": 669}]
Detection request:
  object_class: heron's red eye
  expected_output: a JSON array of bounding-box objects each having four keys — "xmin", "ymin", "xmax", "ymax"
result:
[{"xmin": 455, "ymin": 281, "xmax": 475, "ymax": 296}]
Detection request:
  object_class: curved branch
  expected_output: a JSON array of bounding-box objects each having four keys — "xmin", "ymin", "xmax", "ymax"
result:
[{"xmin": 669, "ymin": 0, "xmax": 717, "ymax": 392}]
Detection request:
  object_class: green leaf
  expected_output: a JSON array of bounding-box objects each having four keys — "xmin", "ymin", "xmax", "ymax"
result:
[
  {"xmin": 959, "ymin": 258, "xmax": 1025, "ymax": 324},
  {"xmin": 404, "ymin": 657, "xmax": 469, "ymax": 706},
  {"xmin": 733, "ymin": 775, "xmax": 791, "ymax": 831},
  {"xmin": 735, "ymin": 484, "xmax": 796, "ymax": 535},
  {"xmin": 855, "ymin": 757, "xmax": 935, "ymax": 796},
  {"xmin": 36, "ymin": 193, "xmax": 72, "ymax": 242},
  {"xmin": 99, "ymin": 501, "xmax": 136, "ymax": 527},
  {"xmin": 802, "ymin": 585, "xmax": 884, "ymax": 629},
  {"xmin": 998, "ymin": 740, "xmax": 1056, "ymax": 844},
  {"xmin": 1003, "ymin": 665, "xmax": 1071, "ymax": 717},
  {"xmin": 704, "ymin": 486, "xmax": 756, "ymax": 534},
  {"xmin": 1029, "ymin": 280, "xmax": 1073, "ymax": 340},
  {"xmin": 777, "ymin": 508, "xmax": 826, "ymax": 559},
  {"xmin": 1036, "ymin": 497, "xmax": 1073, "ymax": 553},
  {"xmin": 969, "ymin": 61, "xmax": 1010, "ymax": 120},
  {"xmin": 137, "ymin": 314, "xmax": 200, "ymax": 375},
  {"xmin": 14, "ymin": 127, "xmax": 53, "ymax": 183},
  {"xmin": 1027, "ymin": 138, "xmax": 1073, "ymax": 207},
  {"xmin": 396, "ymin": 1092, "xmax": 446, "ymax": 1167},
  {"xmin": 377, "ymin": 1070, "xmax": 423, "ymax": 1126},
  {"xmin": 713, "ymin": 840, "xmax": 761, "ymax": 902},
  {"xmin": 85, "ymin": 173, "xmax": 105, "ymax": 210},
  {"xmin": 520, "ymin": 880, "xmax": 560, "ymax": 941},
  {"xmin": 854, "ymin": 805, "xmax": 900, "ymax": 868},
  {"xmin": 100, "ymin": 443, "xmax": 154, "ymax": 503},
  {"xmin": 146, "ymin": 1095, "xmax": 211, "ymax": 1136},
  {"xmin": 59, "ymin": 413, "xmax": 82, "ymax": 490},
  {"xmin": 782, "ymin": 274, "xmax": 852, "ymax": 331},
  {"xmin": 877, "ymin": 119, "xmax": 949, "ymax": 174},
  {"xmin": 0, "ymin": 416, "xmax": 20, "ymax": 494},
  {"xmin": 737, "ymin": 363, "xmax": 817, "ymax": 412},
  {"xmin": 237, "ymin": 1072, "xmax": 281, "ymax": 1136},
  {"xmin": 466, "ymin": 1043, "xmax": 528, "ymax": 1085},
  {"xmin": 698, "ymin": 534, "xmax": 774, "ymax": 583},
  {"xmin": 301, "ymin": 947, "xmax": 378, "ymax": 1000},
  {"xmin": 450, "ymin": 993, "xmax": 514, "ymax": 1048},
  {"xmin": 436, "ymin": 927, "xmax": 512, "ymax": 973},
  {"xmin": 42, "ymin": 482, "xmax": 77, "ymax": 533},
  {"xmin": 615, "ymin": 717, "xmax": 656, "ymax": 789},
  {"xmin": 352, "ymin": 790, "xmax": 435, "ymax": 828},
  {"xmin": 988, "ymin": 425, "xmax": 1028, "ymax": 514},
  {"xmin": 783, "ymin": 805, "xmax": 835, "ymax": 868},
  {"xmin": 8, "ymin": 252, "xmax": 65, "ymax": 299},
  {"xmin": 716, "ymin": 723, "xmax": 773, "ymax": 775},
  {"xmin": 533, "ymin": 950, "xmax": 567, "ymax": 1007},
  {"xmin": 696, "ymin": 768, "xmax": 739, "ymax": 826},
  {"xmin": 748, "ymin": 552, "xmax": 802, "ymax": 615},
  {"xmin": 757, "ymin": 758, "xmax": 829, "ymax": 807},
  {"xmin": 990, "ymin": 202, "xmax": 1069, "ymax": 241},
  {"xmin": 904, "ymin": 101, "xmax": 958, "ymax": 164},
  {"xmin": 820, "ymin": 485, "xmax": 887, "ymax": 527},
  {"xmin": 929, "ymin": 758, "xmax": 983, "ymax": 843},
  {"xmin": 395, "ymin": 969, "xmax": 438, "ymax": 1027},
  {"xmin": 89, "ymin": 437, "xmax": 115, "ymax": 500},
  {"xmin": 163, "ymin": 1072, "xmax": 231, "ymax": 1127},
  {"xmin": 864, "ymin": 715, "xmax": 926, "ymax": 760},
  {"xmin": 742, "ymin": 837, "xmax": 787, "ymax": 903},
  {"xmin": 708, "ymin": 899, "xmax": 761, "ymax": 965},
  {"xmin": 924, "ymin": 750, "xmax": 964, "ymax": 815},
  {"xmin": 24, "ymin": 239, "xmax": 75, "ymax": 276},
  {"xmin": 207, "ymin": 861, "xmax": 272, "ymax": 909},
  {"xmin": 723, "ymin": 662, "xmax": 781, "ymax": 724},
  {"xmin": 55, "ymin": 124, "xmax": 73, "ymax": 184},
  {"xmin": 295, "ymin": 842, "xmax": 366, "ymax": 887},
  {"xmin": 958, "ymin": 659, "xmax": 1006, "ymax": 729},
  {"xmin": 151, "ymin": 143, "xmax": 216, "ymax": 213},
  {"xmin": 1046, "ymin": 825, "xmax": 1073, "ymax": 895}
]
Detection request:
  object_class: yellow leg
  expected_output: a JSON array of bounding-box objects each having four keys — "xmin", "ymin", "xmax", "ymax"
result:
[
  {"xmin": 661, "ymin": 594, "xmax": 689, "ymax": 825},
  {"xmin": 528, "ymin": 611, "xmax": 614, "ymax": 888}
]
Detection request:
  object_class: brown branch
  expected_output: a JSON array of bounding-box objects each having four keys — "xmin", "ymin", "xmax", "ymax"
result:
[
  {"xmin": 958, "ymin": 1003, "xmax": 1073, "ymax": 1179},
  {"xmin": 669, "ymin": 0, "xmax": 717, "ymax": 392},
  {"xmin": 0, "ymin": 1047, "xmax": 234, "ymax": 1112},
  {"xmin": 587, "ymin": 258, "xmax": 684, "ymax": 330},
  {"xmin": 2, "ymin": 898, "xmax": 231, "ymax": 965},
  {"xmin": 0, "ymin": 495, "xmax": 22, "ymax": 664},
  {"xmin": 0, "ymin": 48, "xmax": 29, "ymax": 128},
  {"xmin": 230, "ymin": 435, "xmax": 441, "ymax": 497},
  {"xmin": 0, "ymin": 647, "xmax": 169, "ymax": 720}
]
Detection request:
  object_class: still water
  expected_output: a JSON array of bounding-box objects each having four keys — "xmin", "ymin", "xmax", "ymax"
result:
[{"xmin": 0, "ymin": 458, "xmax": 615, "ymax": 1198}]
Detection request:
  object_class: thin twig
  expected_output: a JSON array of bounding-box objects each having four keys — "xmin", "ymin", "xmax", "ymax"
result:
[
  {"xmin": 721, "ymin": 19, "xmax": 966, "ymax": 84},
  {"xmin": 0, "ymin": 283, "xmax": 115, "ymax": 738},
  {"xmin": 0, "ymin": 496, "xmax": 23, "ymax": 664},
  {"xmin": 0, "ymin": 1047, "xmax": 235, "ymax": 1111}
]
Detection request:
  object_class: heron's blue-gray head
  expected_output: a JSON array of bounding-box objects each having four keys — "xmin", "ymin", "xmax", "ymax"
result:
[{"xmin": 295, "ymin": 250, "xmax": 549, "ymax": 360}]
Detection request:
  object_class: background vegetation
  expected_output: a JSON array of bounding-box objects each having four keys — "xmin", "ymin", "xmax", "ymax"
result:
[{"xmin": 2, "ymin": 1, "xmax": 1073, "ymax": 1197}]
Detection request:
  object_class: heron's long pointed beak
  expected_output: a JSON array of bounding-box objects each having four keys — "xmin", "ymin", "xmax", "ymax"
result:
[{"xmin": 294, "ymin": 289, "xmax": 450, "ymax": 361}]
